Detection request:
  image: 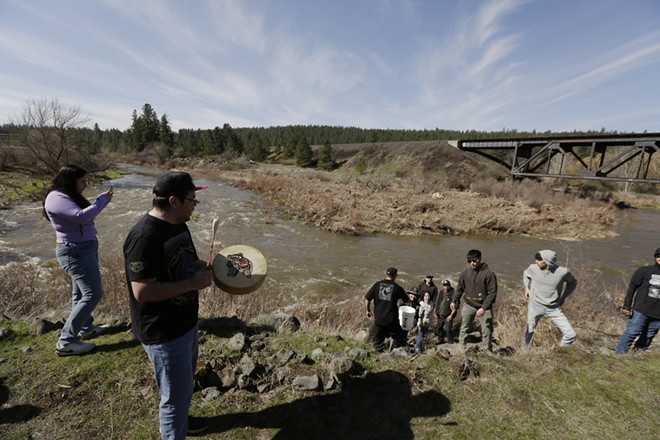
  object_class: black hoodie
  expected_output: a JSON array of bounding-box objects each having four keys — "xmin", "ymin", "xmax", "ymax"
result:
[{"xmin": 624, "ymin": 256, "xmax": 660, "ymax": 319}]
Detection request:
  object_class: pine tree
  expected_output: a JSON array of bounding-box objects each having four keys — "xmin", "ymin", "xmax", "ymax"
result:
[
  {"xmin": 317, "ymin": 140, "xmax": 335, "ymax": 170},
  {"xmin": 294, "ymin": 137, "xmax": 312, "ymax": 167}
]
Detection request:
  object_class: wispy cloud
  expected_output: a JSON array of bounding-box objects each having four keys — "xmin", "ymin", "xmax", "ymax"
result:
[
  {"xmin": 1, "ymin": 0, "xmax": 659, "ymax": 131},
  {"xmin": 408, "ymin": 0, "xmax": 528, "ymax": 128},
  {"xmin": 530, "ymin": 32, "xmax": 660, "ymax": 106}
]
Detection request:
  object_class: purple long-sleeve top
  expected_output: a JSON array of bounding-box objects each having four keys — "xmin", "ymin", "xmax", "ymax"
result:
[{"xmin": 44, "ymin": 190, "xmax": 111, "ymax": 243}]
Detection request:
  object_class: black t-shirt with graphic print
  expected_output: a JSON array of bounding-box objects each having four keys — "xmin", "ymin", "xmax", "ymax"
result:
[
  {"xmin": 365, "ymin": 279, "xmax": 408, "ymax": 326},
  {"xmin": 124, "ymin": 214, "xmax": 200, "ymax": 344}
]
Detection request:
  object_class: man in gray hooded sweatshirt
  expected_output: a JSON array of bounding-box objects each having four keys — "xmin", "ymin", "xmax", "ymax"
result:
[{"xmin": 523, "ymin": 250, "xmax": 578, "ymax": 348}]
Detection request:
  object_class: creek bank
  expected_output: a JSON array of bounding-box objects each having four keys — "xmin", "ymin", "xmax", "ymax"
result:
[{"xmin": 179, "ymin": 160, "xmax": 620, "ymax": 240}]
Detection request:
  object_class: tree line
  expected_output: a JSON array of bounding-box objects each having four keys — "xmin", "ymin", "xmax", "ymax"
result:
[{"xmin": 0, "ymin": 98, "xmax": 630, "ymax": 173}]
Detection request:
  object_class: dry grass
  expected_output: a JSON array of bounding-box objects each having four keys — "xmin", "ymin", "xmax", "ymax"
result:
[
  {"xmin": 0, "ymin": 254, "xmax": 626, "ymax": 353},
  {"xmin": 217, "ymin": 168, "xmax": 617, "ymax": 239},
  {"xmin": 163, "ymin": 142, "xmax": 623, "ymax": 239}
]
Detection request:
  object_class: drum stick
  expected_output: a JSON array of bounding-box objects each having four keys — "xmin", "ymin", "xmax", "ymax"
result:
[{"xmin": 208, "ymin": 218, "xmax": 219, "ymax": 267}]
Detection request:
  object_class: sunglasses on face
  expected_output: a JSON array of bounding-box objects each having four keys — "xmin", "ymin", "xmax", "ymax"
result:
[{"xmin": 467, "ymin": 258, "xmax": 480, "ymax": 263}]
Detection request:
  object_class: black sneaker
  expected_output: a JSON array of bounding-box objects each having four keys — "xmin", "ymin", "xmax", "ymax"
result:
[{"xmin": 187, "ymin": 416, "xmax": 210, "ymax": 436}]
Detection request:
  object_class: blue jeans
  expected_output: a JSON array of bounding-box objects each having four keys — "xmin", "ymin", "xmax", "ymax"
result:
[
  {"xmin": 415, "ymin": 326, "xmax": 429, "ymax": 351},
  {"xmin": 525, "ymin": 301, "xmax": 576, "ymax": 347},
  {"xmin": 143, "ymin": 325, "xmax": 198, "ymax": 440},
  {"xmin": 55, "ymin": 240, "xmax": 103, "ymax": 344},
  {"xmin": 615, "ymin": 311, "xmax": 660, "ymax": 354}
]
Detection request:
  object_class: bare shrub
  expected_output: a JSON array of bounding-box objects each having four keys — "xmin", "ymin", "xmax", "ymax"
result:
[
  {"xmin": 0, "ymin": 261, "xmax": 45, "ymax": 318},
  {"xmin": 95, "ymin": 253, "xmax": 131, "ymax": 321},
  {"xmin": 445, "ymin": 173, "xmax": 467, "ymax": 190},
  {"xmin": 576, "ymin": 181, "xmax": 614, "ymax": 202},
  {"xmin": 470, "ymin": 177, "xmax": 612, "ymax": 211},
  {"xmin": 0, "ymin": 146, "xmax": 15, "ymax": 170}
]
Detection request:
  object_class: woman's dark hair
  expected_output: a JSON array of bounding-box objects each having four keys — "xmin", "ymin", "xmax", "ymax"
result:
[
  {"xmin": 535, "ymin": 252, "xmax": 543, "ymax": 261},
  {"xmin": 42, "ymin": 164, "xmax": 91, "ymax": 220}
]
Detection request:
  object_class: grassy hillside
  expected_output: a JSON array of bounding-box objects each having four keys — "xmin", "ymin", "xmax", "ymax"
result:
[{"xmin": 0, "ymin": 317, "xmax": 657, "ymax": 439}]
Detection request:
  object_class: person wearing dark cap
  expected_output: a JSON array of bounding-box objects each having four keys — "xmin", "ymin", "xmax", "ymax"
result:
[
  {"xmin": 434, "ymin": 279, "xmax": 457, "ymax": 344},
  {"xmin": 123, "ymin": 171, "xmax": 213, "ymax": 437},
  {"xmin": 364, "ymin": 267, "xmax": 409, "ymax": 351},
  {"xmin": 615, "ymin": 247, "xmax": 660, "ymax": 354},
  {"xmin": 523, "ymin": 250, "xmax": 578, "ymax": 349},
  {"xmin": 451, "ymin": 249, "xmax": 498, "ymax": 351},
  {"xmin": 404, "ymin": 287, "xmax": 421, "ymax": 311},
  {"xmin": 418, "ymin": 274, "xmax": 439, "ymax": 305}
]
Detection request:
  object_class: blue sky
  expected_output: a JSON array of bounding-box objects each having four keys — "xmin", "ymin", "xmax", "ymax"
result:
[{"xmin": 1, "ymin": 0, "xmax": 659, "ymax": 132}]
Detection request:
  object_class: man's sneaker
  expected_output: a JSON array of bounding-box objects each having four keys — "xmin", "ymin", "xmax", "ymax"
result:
[
  {"xmin": 79, "ymin": 324, "xmax": 109, "ymax": 340},
  {"xmin": 56, "ymin": 341, "xmax": 96, "ymax": 357},
  {"xmin": 187, "ymin": 416, "xmax": 210, "ymax": 436}
]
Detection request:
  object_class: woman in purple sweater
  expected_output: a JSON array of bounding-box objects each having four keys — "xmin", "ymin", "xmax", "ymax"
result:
[{"xmin": 43, "ymin": 164, "xmax": 113, "ymax": 356}]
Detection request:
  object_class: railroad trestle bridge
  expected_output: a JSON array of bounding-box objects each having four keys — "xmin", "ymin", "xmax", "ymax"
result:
[{"xmin": 452, "ymin": 133, "xmax": 660, "ymax": 184}]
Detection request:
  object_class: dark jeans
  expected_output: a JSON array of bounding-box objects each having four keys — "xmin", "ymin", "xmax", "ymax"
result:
[
  {"xmin": 368, "ymin": 321, "xmax": 407, "ymax": 351},
  {"xmin": 435, "ymin": 315, "xmax": 453, "ymax": 343}
]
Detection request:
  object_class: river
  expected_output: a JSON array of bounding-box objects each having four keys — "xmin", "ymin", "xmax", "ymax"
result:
[{"xmin": 1, "ymin": 164, "xmax": 658, "ymax": 301}]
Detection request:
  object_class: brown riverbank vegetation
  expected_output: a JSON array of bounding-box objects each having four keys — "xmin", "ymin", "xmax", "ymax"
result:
[{"xmin": 168, "ymin": 141, "xmax": 635, "ymax": 240}]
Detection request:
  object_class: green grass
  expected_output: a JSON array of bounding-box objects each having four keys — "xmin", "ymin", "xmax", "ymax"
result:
[{"xmin": 1, "ymin": 317, "xmax": 658, "ymax": 439}]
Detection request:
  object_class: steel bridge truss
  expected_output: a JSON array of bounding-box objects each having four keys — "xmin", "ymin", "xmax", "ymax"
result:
[{"xmin": 456, "ymin": 134, "xmax": 660, "ymax": 184}]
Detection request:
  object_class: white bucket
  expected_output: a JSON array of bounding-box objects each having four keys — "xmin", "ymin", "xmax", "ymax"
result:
[{"xmin": 398, "ymin": 306, "xmax": 416, "ymax": 331}]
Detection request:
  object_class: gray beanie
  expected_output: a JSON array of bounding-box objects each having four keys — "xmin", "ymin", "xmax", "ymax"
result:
[
  {"xmin": 538, "ymin": 250, "xmax": 557, "ymax": 266},
  {"xmin": 655, "ymin": 247, "xmax": 660, "ymax": 257}
]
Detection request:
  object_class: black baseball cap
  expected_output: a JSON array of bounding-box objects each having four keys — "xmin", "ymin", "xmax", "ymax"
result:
[
  {"xmin": 153, "ymin": 172, "xmax": 207, "ymax": 197},
  {"xmin": 386, "ymin": 267, "xmax": 398, "ymax": 277}
]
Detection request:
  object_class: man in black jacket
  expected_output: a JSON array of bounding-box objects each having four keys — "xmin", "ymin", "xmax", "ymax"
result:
[
  {"xmin": 615, "ymin": 247, "xmax": 660, "ymax": 354},
  {"xmin": 451, "ymin": 249, "xmax": 498, "ymax": 351}
]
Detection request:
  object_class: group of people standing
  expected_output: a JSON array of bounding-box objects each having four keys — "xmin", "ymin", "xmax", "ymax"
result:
[
  {"xmin": 364, "ymin": 248, "xmax": 660, "ymax": 357},
  {"xmin": 364, "ymin": 249, "xmax": 500, "ymax": 353},
  {"xmin": 41, "ymin": 164, "xmax": 659, "ymax": 439},
  {"xmin": 402, "ymin": 275, "xmax": 457, "ymax": 353}
]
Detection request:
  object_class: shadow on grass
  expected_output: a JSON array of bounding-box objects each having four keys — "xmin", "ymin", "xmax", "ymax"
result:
[
  {"xmin": 0, "ymin": 380, "xmax": 41, "ymax": 425},
  {"xmin": 206, "ymin": 370, "xmax": 452, "ymax": 439},
  {"xmin": 90, "ymin": 324, "xmax": 140, "ymax": 353},
  {"xmin": 94, "ymin": 338, "xmax": 141, "ymax": 353}
]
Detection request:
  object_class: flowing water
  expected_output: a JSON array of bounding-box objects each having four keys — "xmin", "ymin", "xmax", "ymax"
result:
[{"xmin": 1, "ymin": 164, "xmax": 658, "ymax": 301}]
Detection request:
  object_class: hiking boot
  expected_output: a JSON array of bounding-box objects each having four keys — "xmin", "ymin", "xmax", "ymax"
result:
[
  {"xmin": 79, "ymin": 324, "xmax": 109, "ymax": 340},
  {"xmin": 56, "ymin": 341, "xmax": 96, "ymax": 357},
  {"xmin": 187, "ymin": 416, "xmax": 210, "ymax": 436}
]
